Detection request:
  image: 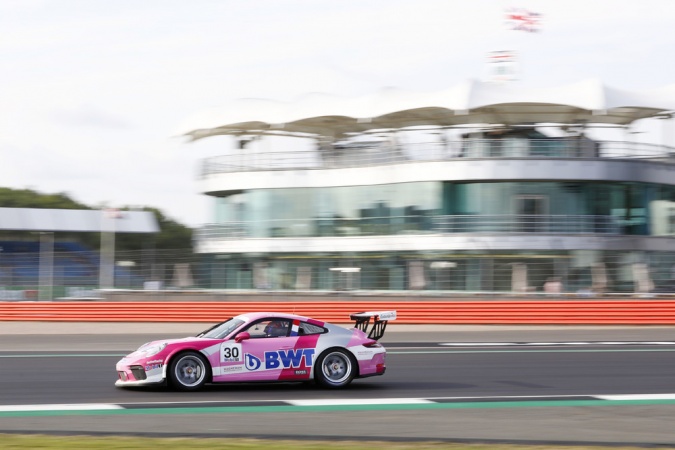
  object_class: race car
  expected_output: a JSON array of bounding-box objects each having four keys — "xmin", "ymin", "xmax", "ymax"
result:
[{"xmin": 115, "ymin": 310, "xmax": 396, "ymax": 391}]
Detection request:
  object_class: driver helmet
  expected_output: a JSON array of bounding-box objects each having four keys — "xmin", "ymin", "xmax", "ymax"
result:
[{"xmin": 264, "ymin": 320, "xmax": 288, "ymax": 337}]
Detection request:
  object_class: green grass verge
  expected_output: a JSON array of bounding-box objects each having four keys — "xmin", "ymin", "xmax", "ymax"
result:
[{"xmin": 2, "ymin": 435, "xmax": 675, "ymax": 450}]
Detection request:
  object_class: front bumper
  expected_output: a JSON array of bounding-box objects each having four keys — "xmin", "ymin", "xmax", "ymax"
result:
[{"xmin": 115, "ymin": 357, "xmax": 166, "ymax": 387}]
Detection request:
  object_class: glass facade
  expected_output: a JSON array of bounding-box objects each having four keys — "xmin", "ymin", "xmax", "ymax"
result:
[
  {"xmin": 213, "ymin": 181, "xmax": 675, "ymax": 238},
  {"xmin": 215, "ymin": 182, "xmax": 441, "ymax": 237},
  {"xmin": 202, "ymin": 180, "xmax": 675, "ymax": 293}
]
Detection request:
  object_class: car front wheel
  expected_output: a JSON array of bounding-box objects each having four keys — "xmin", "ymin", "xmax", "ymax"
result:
[
  {"xmin": 315, "ymin": 349, "xmax": 356, "ymax": 388},
  {"xmin": 168, "ymin": 351, "xmax": 210, "ymax": 391}
]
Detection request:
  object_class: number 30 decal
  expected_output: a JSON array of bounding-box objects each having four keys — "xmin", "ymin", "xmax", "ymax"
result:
[{"xmin": 220, "ymin": 343, "xmax": 243, "ymax": 363}]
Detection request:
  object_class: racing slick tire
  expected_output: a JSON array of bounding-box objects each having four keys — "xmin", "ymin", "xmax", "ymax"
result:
[
  {"xmin": 168, "ymin": 351, "xmax": 210, "ymax": 391},
  {"xmin": 315, "ymin": 348, "xmax": 357, "ymax": 389}
]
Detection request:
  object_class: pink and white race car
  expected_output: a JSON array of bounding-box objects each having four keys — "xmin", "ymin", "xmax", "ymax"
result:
[{"xmin": 115, "ymin": 310, "xmax": 396, "ymax": 391}]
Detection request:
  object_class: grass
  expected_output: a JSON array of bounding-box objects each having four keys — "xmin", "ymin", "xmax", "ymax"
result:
[{"xmin": 1, "ymin": 435, "xmax": 674, "ymax": 450}]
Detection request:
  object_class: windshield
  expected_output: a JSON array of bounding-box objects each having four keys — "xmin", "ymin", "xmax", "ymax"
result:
[{"xmin": 197, "ymin": 318, "xmax": 246, "ymax": 339}]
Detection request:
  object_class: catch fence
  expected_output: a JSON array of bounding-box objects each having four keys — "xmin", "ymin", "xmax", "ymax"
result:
[{"xmin": 2, "ymin": 248, "xmax": 675, "ymax": 300}]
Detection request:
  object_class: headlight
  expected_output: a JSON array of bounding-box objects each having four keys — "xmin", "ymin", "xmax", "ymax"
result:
[{"xmin": 136, "ymin": 343, "xmax": 167, "ymax": 357}]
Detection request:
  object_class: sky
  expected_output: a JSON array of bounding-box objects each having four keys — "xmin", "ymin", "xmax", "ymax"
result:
[{"xmin": 2, "ymin": 0, "xmax": 675, "ymax": 228}]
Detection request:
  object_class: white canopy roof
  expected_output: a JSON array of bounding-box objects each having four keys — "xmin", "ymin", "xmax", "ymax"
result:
[
  {"xmin": 178, "ymin": 79, "xmax": 675, "ymax": 141},
  {"xmin": 0, "ymin": 208, "xmax": 159, "ymax": 233}
]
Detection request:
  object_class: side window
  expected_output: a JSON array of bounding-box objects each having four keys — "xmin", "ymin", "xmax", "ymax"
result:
[
  {"xmin": 245, "ymin": 319, "xmax": 291, "ymax": 338},
  {"xmin": 298, "ymin": 322, "xmax": 326, "ymax": 336}
]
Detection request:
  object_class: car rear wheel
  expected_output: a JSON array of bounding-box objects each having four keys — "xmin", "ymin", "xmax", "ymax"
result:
[
  {"xmin": 168, "ymin": 352, "xmax": 210, "ymax": 391},
  {"xmin": 315, "ymin": 349, "xmax": 356, "ymax": 388}
]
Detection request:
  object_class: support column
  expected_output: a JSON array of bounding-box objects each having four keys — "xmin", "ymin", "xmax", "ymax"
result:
[{"xmin": 38, "ymin": 232, "xmax": 54, "ymax": 301}]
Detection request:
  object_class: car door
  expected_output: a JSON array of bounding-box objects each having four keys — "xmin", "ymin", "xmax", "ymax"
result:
[{"xmin": 216, "ymin": 318, "xmax": 313, "ymax": 382}]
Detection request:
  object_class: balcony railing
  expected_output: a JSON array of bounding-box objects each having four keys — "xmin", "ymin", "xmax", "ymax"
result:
[
  {"xmin": 200, "ymin": 139, "xmax": 675, "ymax": 176},
  {"xmin": 195, "ymin": 214, "xmax": 622, "ymax": 241}
]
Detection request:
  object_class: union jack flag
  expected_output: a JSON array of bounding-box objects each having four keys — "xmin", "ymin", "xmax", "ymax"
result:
[{"xmin": 505, "ymin": 7, "xmax": 542, "ymax": 33}]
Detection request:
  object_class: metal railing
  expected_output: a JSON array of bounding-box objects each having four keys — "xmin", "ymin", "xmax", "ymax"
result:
[
  {"xmin": 200, "ymin": 139, "xmax": 675, "ymax": 176},
  {"xmin": 195, "ymin": 215, "xmax": 621, "ymax": 240}
]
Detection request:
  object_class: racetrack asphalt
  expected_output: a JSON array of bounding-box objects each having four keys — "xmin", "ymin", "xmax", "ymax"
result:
[
  {"xmin": 3, "ymin": 322, "xmax": 675, "ymax": 445},
  {"xmin": 4, "ymin": 321, "xmax": 675, "ymax": 356}
]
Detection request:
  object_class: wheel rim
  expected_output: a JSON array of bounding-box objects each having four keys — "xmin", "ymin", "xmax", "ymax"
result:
[
  {"xmin": 321, "ymin": 352, "xmax": 351, "ymax": 384},
  {"xmin": 174, "ymin": 354, "xmax": 206, "ymax": 387}
]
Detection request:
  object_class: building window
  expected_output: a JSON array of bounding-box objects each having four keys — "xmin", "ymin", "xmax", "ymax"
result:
[{"xmin": 515, "ymin": 195, "xmax": 548, "ymax": 232}]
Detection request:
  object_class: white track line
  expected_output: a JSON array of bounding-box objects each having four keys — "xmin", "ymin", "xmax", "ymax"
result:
[
  {"xmin": 0, "ymin": 403, "xmax": 123, "ymax": 412},
  {"xmin": 287, "ymin": 398, "xmax": 433, "ymax": 406},
  {"xmin": 440, "ymin": 341, "xmax": 675, "ymax": 347},
  {"xmin": 595, "ymin": 394, "xmax": 675, "ymax": 401},
  {"xmin": 5, "ymin": 394, "xmax": 675, "ymax": 412}
]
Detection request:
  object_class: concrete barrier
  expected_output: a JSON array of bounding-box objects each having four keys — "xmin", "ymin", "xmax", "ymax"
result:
[{"xmin": 0, "ymin": 290, "xmax": 34, "ymax": 301}]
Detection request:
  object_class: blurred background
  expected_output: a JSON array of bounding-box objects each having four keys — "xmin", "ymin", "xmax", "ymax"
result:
[{"xmin": 2, "ymin": 1, "xmax": 675, "ymax": 300}]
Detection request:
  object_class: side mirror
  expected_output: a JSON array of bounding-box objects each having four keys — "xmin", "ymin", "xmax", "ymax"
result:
[{"xmin": 235, "ymin": 332, "xmax": 251, "ymax": 343}]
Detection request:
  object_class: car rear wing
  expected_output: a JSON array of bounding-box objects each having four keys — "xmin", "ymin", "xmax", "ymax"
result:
[{"xmin": 350, "ymin": 310, "xmax": 397, "ymax": 341}]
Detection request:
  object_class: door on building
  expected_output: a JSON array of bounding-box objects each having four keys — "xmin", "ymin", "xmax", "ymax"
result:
[{"xmin": 515, "ymin": 195, "xmax": 548, "ymax": 232}]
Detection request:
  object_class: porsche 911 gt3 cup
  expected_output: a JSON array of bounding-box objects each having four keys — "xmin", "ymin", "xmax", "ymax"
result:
[{"xmin": 115, "ymin": 310, "xmax": 396, "ymax": 391}]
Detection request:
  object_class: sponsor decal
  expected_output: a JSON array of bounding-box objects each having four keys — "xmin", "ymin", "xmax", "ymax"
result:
[
  {"xmin": 295, "ymin": 370, "xmax": 308, "ymax": 375},
  {"xmin": 245, "ymin": 353, "xmax": 262, "ymax": 371},
  {"xmin": 377, "ymin": 311, "xmax": 396, "ymax": 321},
  {"xmin": 145, "ymin": 363, "xmax": 162, "ymax": 371},
  {"xmin": 220, "ymin": 343, "xmax": 243, "ymax": 363},
  {"xmin": 264, "ymin": 349, "xmax": 315, "ymax": 370},
  {"xmin": 220, "ymin": 365, "xmax": 245, "ymax": 374},
  {"xmin": 244, "ymin": 349, "xmax": 316, "ymax": 371}
]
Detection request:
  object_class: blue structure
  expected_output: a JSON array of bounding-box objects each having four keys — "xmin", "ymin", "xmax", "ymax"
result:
[
  {"xmin": 0, "ymin": 241, "xmax": 98, "ymax": 285},
  {"xmin": 0, "ymin": 208, "xmax": 159, "ymax": 296}
]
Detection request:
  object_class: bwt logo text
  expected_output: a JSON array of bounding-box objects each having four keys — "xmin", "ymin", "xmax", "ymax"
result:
[
  {"xmin": 265, "ymin": 348, "xmax": 315, "ymax": 369},
  {"xmin": 245, "ymin": 349, "xmax": 316, "ymax": 371}
]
